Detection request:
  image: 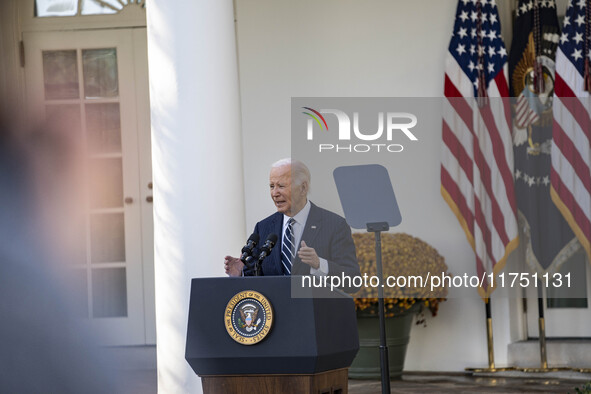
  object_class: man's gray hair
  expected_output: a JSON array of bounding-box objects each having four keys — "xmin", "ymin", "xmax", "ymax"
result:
[{"xmin": 271, "ymin": 158, "xmax": 311, "ymax": 190}]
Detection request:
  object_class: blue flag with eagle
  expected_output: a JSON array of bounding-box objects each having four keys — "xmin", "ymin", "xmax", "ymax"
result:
[{"xmin": 508, "ymin": 0, "xmax": 579, "ymax": 275}]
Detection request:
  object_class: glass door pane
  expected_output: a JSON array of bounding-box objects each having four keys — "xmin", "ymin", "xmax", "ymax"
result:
[
  {"xmin": 35, "ymin": 0, "xmax": 78, "ymax": 17},
  {"xmin": 90, "ymin": 213, "xmax": 126, "ymax": 264},
  {"xmin": 547, "ymin": 249, "xmax": 588, "ymax": 309},
  {"xmin": 42, "ymin": 50, "xmax": 79, "ymax": 99},
  {"xmin": 82, "ymin": 49, "xmax": 119, "ymax": 98},
  {"xmin": 86, "ymin": 103, "xmax": 122, "ymax": 153},
  {"xmin": 89, "ymin": 157, "xmax": 124, "ymax": 208},
  {"xmin": 92, "ymin": 268, "xmax": 128, "ymax": 317}
]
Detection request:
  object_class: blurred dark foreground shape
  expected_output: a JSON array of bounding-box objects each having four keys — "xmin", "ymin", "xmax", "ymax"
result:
[{"xmin": 0, "ymin": 113, "xmax": 121, "ymax": 393}]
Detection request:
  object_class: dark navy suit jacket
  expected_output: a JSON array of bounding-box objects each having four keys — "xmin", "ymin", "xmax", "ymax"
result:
[{"xmin": 244, "ymin": 202, "xmax": 360, "ymax": 279}]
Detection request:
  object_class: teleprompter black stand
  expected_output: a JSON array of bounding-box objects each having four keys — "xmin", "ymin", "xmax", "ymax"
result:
[{"xmin": 334, "ymin": 164, "xmax": 403, "ymax": 394}]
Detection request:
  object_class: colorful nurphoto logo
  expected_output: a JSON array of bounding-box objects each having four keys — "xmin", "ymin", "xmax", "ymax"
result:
[{"xmin": 302, "ymin": 107, "xmax": 328, "ymax": 131}]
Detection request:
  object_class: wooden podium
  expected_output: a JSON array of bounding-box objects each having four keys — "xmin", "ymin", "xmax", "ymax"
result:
[{"xmin": 185, "ymin": 276, "xmax": 359, "ymax": 394}]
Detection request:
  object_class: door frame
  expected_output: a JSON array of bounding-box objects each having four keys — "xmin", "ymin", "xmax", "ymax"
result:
[
  {"xmin": 132, "ymin": 27, "xmax": 156, "ymax": 344},
  {"xmin": 23, "ymin": 27, "xmax": 155, "ymax": 345}
]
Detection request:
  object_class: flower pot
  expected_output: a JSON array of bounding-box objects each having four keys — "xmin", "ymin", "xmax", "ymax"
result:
[{"xmin": 348, "ymin": 312, "xmax": 414, "ymax": 379}]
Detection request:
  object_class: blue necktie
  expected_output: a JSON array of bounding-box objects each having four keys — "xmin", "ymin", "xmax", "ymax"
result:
[{"xmin": 281, "ymin": 218, "xmax": 295, "ymax": 275}]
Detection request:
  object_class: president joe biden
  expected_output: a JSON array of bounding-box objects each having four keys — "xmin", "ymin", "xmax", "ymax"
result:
[{"xmin": 224, "ymin": 158, "xmax": 360, "ymax": 283}]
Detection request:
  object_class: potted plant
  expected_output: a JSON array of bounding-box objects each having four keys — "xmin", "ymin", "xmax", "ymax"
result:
[{"xmin": 349, "ymin": 232, "xmax": 448, "ymax": 379}]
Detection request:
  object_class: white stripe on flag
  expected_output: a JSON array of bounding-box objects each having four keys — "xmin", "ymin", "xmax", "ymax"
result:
[
  {"xmin": 551, "ymin": 147, "xmax": 591, "ymax": 219},
  {"xmin": 553, "ymin": 96, "xmax": 591, "ymax": 164}
]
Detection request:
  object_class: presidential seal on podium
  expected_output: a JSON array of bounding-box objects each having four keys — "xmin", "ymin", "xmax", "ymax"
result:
[{"xmin": 224, "ymin": 290, "xmax": 273, "ymax": 345}]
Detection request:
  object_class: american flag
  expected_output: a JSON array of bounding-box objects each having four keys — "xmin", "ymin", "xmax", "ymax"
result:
[
  {"xmin": 514, "ymin": 88, "xmax": 541, "ymax": 129},
  {"xmin": 551, "ymin": 0, "xmax": 591, "ymax": 263},
  {"xmin": 441, "ymin": 0, "xmax": 519, "ymax": 297}
]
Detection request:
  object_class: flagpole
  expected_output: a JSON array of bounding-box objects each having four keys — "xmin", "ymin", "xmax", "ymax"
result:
[
  {"xmin": 537, "ymin": 287, "xmax": 548, "ymax": 369},
  {"xmin": 465, "ymin": 298, "xmax": 496, "ymax": 372},
  {"xmin": 517, "ymin": 281, "xmax": 568, "ymax": 373},
  {"xmin": 485, "ymin": 298, "xmax": 495, "ymax": 369},
  {"xmin": 466, "ymin": 297, "xmax": 515, "ymax": 373},
  {"xmin": 517, "ymin": 285, "xmax": 560, "ymax": 371}
]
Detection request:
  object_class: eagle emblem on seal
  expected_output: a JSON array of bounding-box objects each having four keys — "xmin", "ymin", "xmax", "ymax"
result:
[{"xmin": 238, "ymin": 303, "xmax": 261, "ymax": 332}]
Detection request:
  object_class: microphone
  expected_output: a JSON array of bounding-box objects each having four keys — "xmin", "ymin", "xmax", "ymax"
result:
[
  {"xmin": 242, "ymin": 255, "xmax": 257, "ymax": 275},
  {"xmin": 240, "ymin": 233, "xmax": 260, "ymax": 262},
  {"xmin": 257, "ymin": 233, "xmax": 278, "ymax": 262}
]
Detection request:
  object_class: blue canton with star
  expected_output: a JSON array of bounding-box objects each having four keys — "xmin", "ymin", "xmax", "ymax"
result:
[
  {"xmin": 558, "ymin": 0, "xmax": 588, "ymax": 75},
  {"xmin": 449, "ymin": 0, "xmax": 508, "ymax": 96},
  {"xmin": 514, "ymin": 0, "xmax": 557, "ymax": 18}
]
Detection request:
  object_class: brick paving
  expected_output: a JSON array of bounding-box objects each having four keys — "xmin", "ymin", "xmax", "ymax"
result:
[
  {"xmin": 121, "ymin": 370, "xmax": 591, "ymax": 393},
  {"xmin": 349, "ymin": 372, "xmax": 591, "ymax": 393}
]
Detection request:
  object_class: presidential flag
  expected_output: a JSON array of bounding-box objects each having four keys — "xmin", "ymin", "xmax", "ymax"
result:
[
  {"xmin": 508, "ymin": 0, "xmax": 579, "ymax": 276},
  {"xmin": 551, "ymin": 0, "xmax": 591, "ymax": 264},
  {"xmin": 441, "ymin": 0, "xmax": 519, "ymax": 297}
]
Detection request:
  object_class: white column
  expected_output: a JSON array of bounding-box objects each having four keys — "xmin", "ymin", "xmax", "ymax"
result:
[{"xmin": 146, "ymin": 1, "xmax": 246, "ymax": 392}]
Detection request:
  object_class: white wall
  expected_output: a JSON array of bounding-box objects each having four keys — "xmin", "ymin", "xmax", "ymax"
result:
[{"xmin": 235, "ymin": 0, "xmax": 524, "ymax": 371}]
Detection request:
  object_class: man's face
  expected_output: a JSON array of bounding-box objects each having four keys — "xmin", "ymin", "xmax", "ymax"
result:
[{"xmin": 269, "ymin": 164, "xmax": 306, "ymax": 216}]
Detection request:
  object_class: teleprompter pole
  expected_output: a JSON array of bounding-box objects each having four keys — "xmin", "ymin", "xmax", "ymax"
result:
[
  {"xmin": 332, "ymin": 164, "xmax": 403, "ymax": 387},
  {"xmin": 367, "ymin": 222, "xmax": 390, "ymax": 394}
]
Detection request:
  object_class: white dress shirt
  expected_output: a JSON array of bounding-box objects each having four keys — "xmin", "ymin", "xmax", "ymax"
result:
[{"xmin": 283, "ymin": 200, "xmax": 328, "ymax": 275}]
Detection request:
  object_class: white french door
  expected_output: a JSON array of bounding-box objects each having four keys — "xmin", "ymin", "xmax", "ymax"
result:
[
  {"xmin": 525, "ymin": 248, "xmax": 591, "ymax": 337},
  {"xmin": 24, "ymin": 28, "xmax": 155, "ymax": 345}
]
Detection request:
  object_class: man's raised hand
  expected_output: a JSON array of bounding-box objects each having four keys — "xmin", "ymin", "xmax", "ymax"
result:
[
  {"xmin": 224, "ymin": 255, "xmax": 244, "ymax": 277},
  {"xmin": 298, "ymin": 241, "xmax": 320, "ymax": 270}
]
